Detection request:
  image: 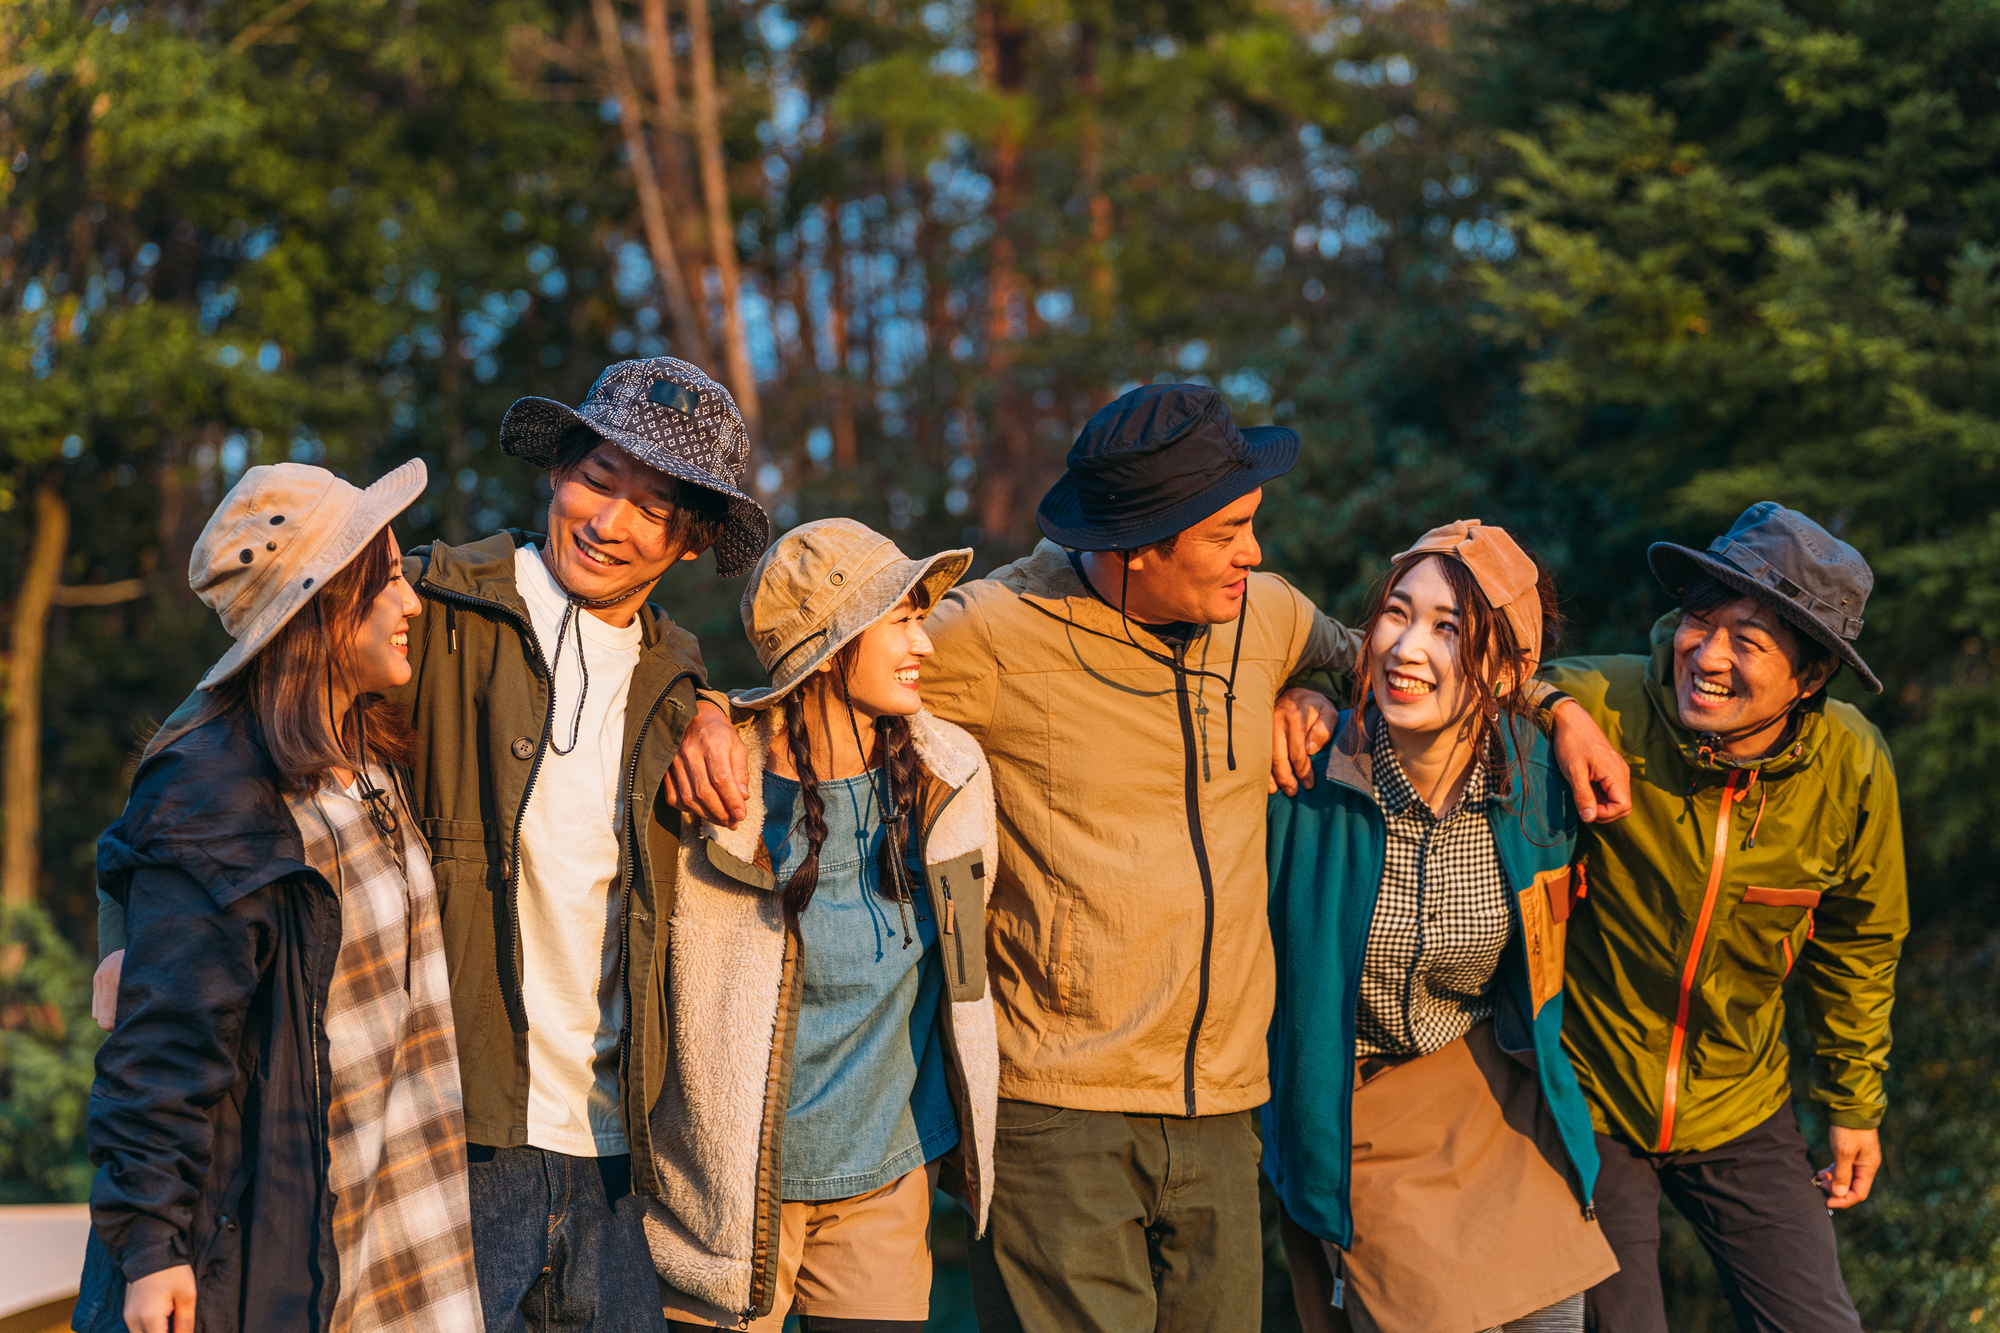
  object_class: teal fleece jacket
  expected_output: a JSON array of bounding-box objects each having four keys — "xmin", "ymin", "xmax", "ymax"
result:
[{"xmin": 1262, "ymin": 711, "xmax": 1600, "ymax": 1246}]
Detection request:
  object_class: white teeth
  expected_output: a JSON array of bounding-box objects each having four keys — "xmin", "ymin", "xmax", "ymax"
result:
[
  {"xmin": 390, "ymin": 633, "xmax": 407, "ymax": 646},
  {"xmin": 1387, "ymin": 672, "xmax": 1434, "ymax": 695},
  {"xmin": 1694, "ymin": 680, "xmax": 1731, "ymax": 697},
  {"xmin": 894, "ymin": 668, "xmax": 920, "ymax": 684}
]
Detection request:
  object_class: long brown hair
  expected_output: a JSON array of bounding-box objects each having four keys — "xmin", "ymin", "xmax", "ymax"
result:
[
  {"xmin": 1351, "ymin": 547, "xmax": 1562, "ymax": 796},
  {"xmin": 147, "ymin": 530, "xmax": 416, "ymax": 790},
  {"xmin": 775, "ymin": 585, "xmax": 934, "ymax": 922}
]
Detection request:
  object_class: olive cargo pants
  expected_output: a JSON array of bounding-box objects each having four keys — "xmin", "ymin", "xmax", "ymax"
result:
[{"xmin": 967, "ymin": 1100, "xmax": 1264, "ymax": 1333}]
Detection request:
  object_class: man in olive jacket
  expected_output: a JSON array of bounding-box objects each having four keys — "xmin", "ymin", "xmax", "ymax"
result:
[
  {"xmin": 923, "ymin": 384, "xmax": 1633, "ymax": 1333},
  {"xmin": 1541, "ymin": 503, "xmax": 1908, "ymax": 1333},
  {"xmin": 98, "ymin": 358, "xmax": 767, "ymax": 1333}
]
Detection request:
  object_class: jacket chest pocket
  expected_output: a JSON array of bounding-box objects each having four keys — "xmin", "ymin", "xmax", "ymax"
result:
[
  {"xmin": 1741, "ymin": 885, "xmax": 1821, "ymax": 975},
  {"xmin": 1516, "ymin": 866, "xmax": 1573, "ymax": 1017},
  {"xmin": 925, "ymin": 850, "xmax": 989, "ymax": 1002}
]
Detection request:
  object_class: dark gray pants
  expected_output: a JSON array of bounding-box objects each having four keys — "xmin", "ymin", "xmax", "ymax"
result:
[
  {"xmin": 1584, "ymin": 1102, "xmax": 1863, "ymax": 1333},
  {"xmin": 968, "ymin": 1100, "xmax": 1265, "ymax": 1333}
]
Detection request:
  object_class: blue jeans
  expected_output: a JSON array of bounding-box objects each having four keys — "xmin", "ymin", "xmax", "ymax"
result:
[{"xmin": 468, "ymin": 1145, "xmax": 671, "ymax": 1333}]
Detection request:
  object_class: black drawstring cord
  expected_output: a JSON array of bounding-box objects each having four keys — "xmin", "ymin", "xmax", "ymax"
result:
[
  {"xmin": 1111, "ymin": 558, "xmax": 1250, "ymax": 772},
  {"xmin": 836, "ymin": 658, "xmax": 917, "ymax": 949},
  {"xmin": 546, "ymin": 597, "xmax": 591, "ymax": 756}
]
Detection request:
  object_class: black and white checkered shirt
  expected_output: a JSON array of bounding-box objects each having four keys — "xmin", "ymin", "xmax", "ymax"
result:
[{"xmin": 1354, "ymin": 715, "xmax": 1514, "ymax": 1058}]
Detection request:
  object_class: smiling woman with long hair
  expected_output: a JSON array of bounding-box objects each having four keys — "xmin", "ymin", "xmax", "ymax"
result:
[
  {"xmin": 76, "ymin": 460, "xmax": 483, "ymax": 1333},
  {"xmin": 643, "ymin": 518, "xmax": 1000, "ymax": 1333},
  {"xmin": 1261, "ymin": 520, "xmax": 1617, "ymax": 1333}
]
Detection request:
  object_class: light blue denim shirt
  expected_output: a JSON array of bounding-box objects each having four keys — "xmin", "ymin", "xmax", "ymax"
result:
[{"xmin": 764, "ymin": 769, "xmax": 958, "ymax": 1200}]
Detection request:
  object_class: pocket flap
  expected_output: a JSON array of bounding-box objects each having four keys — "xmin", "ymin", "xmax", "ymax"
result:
[
  {"xmin": 1541, "ymin": 866, "xmax": 1575, "ymax": 924},
  {"xmin": 1743, "ymin": 886, "xmax": 1822, "ymax": 909}
]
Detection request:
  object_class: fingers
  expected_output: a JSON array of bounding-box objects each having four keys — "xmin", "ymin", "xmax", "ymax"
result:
[
  {"xmin": 1590, "ymin": 752, "xmax": 1634, "ymax": 822},
  {"xmin": 666, "ymin": 756, "xmax": 732, "ymax": 829},
  {"xmin": 92, "ymin": 951, "xmax": 124, "ymax": 1032},
  {"xmin": 1271, "ymin": 714, "xmax": 1298, "ymax": 797},
  {"xmin": 1558, "ymin": 749, "xmax": 1599, "ymax": 824}
]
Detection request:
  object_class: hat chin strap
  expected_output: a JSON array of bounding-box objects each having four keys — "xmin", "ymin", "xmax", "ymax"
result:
[{"xmin": 1692, "ymin": 689, "xmax": 1809, "ymax": 766}]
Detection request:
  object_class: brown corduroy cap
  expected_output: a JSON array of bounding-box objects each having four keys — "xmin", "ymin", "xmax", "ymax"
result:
[
  {"xmin": 190, "ymin": 459, "xmax": 427, "ymax": 690},
  {"xmin": 731, "ymin": 518, "xmax": 971, "ymax": 711},
  {"xmin": 1393, "ymin": 519, "xmax": 1545, "ymax": 669}
]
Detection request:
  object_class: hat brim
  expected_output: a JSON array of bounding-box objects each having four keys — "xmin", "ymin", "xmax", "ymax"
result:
[
  {"xmin": 501, "ymin": 395, "xmax": 772, "ymax": 577},
  {"xmin": 1648, "ymin": 543, "xmax": 1881, "ymax": 694},
  {"xmin": 1035, "ymin": 425, "xmax": 1301, "ymax": 551},
  {"xmin": 729, "ymin": 547, "xmax": 974, "ymax": 711},
  {"xmin": 196, "ymin": 458, "xmax": 429, "ymax": 691}
]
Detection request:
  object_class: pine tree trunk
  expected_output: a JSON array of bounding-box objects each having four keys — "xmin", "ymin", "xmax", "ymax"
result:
[
  {"xmin": 3, "ymin": 483, "xmax": 68, "ymax": 920},
  {"xmin": 640, "ymin": 0, "xmax": 709, "ymax": 309},
  {"xmin": 591, "ymin": 0, "xmax": 712, "ymax": 365},
  {"xmin": 823, "ymin": 191, "xmax": 859, "ymax": 467},
  {"xmin": 686, "ymin": 0, "xmax": 762, "ymax": 436},
  {"xmin": 977, "ymin": 1, "xmax": 1032, "ymax": 552}
]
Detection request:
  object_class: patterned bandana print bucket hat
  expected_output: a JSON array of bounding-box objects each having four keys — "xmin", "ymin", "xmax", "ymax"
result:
[
  {"xmin": 730, "ymin": 518, "xmax": 972, "ymax": 711},
  {"xmin": 191, "ymin": 459, "xmax": 428, "ymax": 690},
  {"xmin": 498, "ymin": 357, "xmax": 772, "ymax": 576}
]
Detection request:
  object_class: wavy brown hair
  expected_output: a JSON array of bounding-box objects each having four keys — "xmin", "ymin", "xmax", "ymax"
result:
[
  {"xmin": 147, "ymin": 529, "xmax": 416, "ymax": 791},
  {"xmin": 1351, "ymin": 547, "xmax": 1562, "ymax": 795},
  {"xmin": 775, "ymin": 585, "xmax": 934, "ymax": 921}
]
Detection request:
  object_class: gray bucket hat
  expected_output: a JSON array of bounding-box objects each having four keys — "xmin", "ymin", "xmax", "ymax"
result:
[
  {"xmin": 731, "ymin": 518, "xmax": 972, "ymax": 710},
  {"xmin": 1648, "ymin": 501, "xmax": 1880, "ymax": 693},
  {"xmin": 191, "ymin": 459, "xmax": 428, "ymax": 690},
  {"xmin": 499, "ymin": 357, "xmax": 771, "ymax": 576}
]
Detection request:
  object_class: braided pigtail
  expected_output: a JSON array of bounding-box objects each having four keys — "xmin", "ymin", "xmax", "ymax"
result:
[
  {"xmin": 873, "ymin": 714, "xmax": 924, "ymax": 905},
  {"xmin": 780, "ymin": 690, "xmax": 831, "ymax": 919}
]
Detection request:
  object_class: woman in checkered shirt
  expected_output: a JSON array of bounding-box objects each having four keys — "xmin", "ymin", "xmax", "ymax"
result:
[{"xmin": 1260, "ymin": 521, "xmax": 1617, "ymax": 1333}]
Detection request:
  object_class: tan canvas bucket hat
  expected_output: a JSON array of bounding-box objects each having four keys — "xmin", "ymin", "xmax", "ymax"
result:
[
  {"xmin": 191, "ymin": 459, "xmax": 427, "ymax": 690},
  {"xmin": 732, "ymin": 518, "xmax": 972, "ymax": 710}
]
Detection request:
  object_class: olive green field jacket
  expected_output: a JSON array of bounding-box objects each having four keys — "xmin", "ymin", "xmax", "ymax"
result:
[{"xmin": 1544, "ymin": 615, "xmax": 1908, "ymax": 1155}]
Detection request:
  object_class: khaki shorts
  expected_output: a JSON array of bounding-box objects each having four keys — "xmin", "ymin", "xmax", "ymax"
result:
[{"xmin": 661, "ymin": 1160, "xmax": 938, "ymax": 1330}]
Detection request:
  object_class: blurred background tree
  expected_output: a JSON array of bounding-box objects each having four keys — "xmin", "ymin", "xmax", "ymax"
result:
[{"xmin": 4, "ymin": 0, "xmax": 1997, "ymax": 1327}]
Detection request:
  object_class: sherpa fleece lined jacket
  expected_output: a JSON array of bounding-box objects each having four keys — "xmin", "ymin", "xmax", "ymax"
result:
[{"xmin": 643, "ymin": 708, "xmax": 1000, "ymax": 1323}]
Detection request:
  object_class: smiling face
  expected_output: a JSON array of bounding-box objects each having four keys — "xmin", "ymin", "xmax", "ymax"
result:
[
  {"xmin": 545, "ymin": 441, "xmax": 702, "ymax": 618},
  {"xmin": 343, "ymin": 529, "xmax": 422, "ymax": 696},
  {"xmin": 809, "ymin": 590, "xmax": 935, "ymax": 721},
  {"xmin": 1110, "ymin": 487, "xmax": 1264, "ymax": 626},
  {"xmin": 1673, "ymin": 593, "xmax": 1832, "ymax": 744},
  {"xmin": 1366, "ymin": 556, "xmax": 1484, "ymax": 737}
]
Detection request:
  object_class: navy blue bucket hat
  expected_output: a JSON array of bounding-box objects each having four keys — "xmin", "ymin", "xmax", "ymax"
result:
[
  {"xmin": 1037, "ymin": 384, "xmax": 1300, "ymax": 551},
  {"xmin": 1648, "ymin": 501, "xmax": 1880, "ymax": 693},
  {"xmin": 500, "ymin": 357, "xmax": 771, "ymax": 576}
]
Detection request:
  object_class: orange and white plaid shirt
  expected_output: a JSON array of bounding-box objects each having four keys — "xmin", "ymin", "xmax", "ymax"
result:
[{"xmin": 290, "ymin": 770, "xmax": 483, "ymax": 1333}]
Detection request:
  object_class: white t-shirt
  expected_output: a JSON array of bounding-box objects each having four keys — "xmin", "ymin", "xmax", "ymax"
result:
[{"xmin": 513, "ymin": 544, "xmax": 645, "ymax": 1157}]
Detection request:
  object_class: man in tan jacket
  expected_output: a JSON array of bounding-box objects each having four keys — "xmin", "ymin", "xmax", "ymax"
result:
[{"xmin": 920, "ymin": 384, "xmax": 1631, "ymax": 1332}]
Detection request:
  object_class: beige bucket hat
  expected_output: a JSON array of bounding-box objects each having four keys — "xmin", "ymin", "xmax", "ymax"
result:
[
  {"xmin": 191, "ymin": 459, "xmax": 428, "ymax": 690},
  {"xmin": 732, "ymin": 518, "xmax": 972, "ymax": 710}
]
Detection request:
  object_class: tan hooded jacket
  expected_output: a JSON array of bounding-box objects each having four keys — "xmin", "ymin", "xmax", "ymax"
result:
[{"xmin": 920, "ymin": 541, "xmax": 1359, "ymax": 1116}]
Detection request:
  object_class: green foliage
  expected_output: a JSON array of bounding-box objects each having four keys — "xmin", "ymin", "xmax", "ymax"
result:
[{"xmin": 0, "ymin": 905, "xmax": 105, "ymax": 1203}]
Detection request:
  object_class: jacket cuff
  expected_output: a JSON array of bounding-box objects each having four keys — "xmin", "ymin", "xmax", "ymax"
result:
[
  {"xmin": 1827, "ymin": 1109, "xmax": 1883, "ymax": 1131},
  {"xmin": 117, "ymin": 1217, "xmax": 191, "ymax": 1283},
  {"xmin": 1531, "ymin": 686, "xmax": 1572, "ymax": 734}
]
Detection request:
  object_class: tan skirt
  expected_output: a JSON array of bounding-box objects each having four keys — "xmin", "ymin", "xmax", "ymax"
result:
[{"xmin": 1282, "ymin": 1023, "xmax": 1618, "ymax": 1333}]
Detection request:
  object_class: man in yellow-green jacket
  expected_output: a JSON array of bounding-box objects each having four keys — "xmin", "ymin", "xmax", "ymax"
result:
[{"xmin": 1542, "ymin": 502, "xmax": 1907, "ymax": 1333}]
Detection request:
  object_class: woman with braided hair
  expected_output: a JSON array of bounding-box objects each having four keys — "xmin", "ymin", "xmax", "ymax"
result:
[{"xmin": 645, "ymin": 519, "xmax": 1001, "ymax": 1333}]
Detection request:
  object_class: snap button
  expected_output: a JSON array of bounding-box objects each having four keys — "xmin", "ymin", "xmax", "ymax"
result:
[
  {"xmin": 239, "ymin": 549, "xmax": 254, "ymax": 563},
  {"xmin": 501, "ymin": 855, "xmax": 513, "ymax": 880},
  {"xmin": 511, "ymin": 737, "xmax": 535, "ymax": 760}
]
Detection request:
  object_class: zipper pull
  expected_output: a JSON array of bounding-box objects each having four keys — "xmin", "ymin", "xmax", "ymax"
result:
[{"xmin": 940, "ymin": 875, "xmax": 956, "ymax": 935}]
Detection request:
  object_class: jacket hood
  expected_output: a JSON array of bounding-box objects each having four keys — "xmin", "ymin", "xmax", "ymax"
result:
[
  {"xmin": 97, "ymin": 710, "xmax": 312, "ymax": 912},
  {"xmin": 1639, "ymin": 610, "xmax": 1826, "ymax": 776},
  {"xmin": 413, "ymin": 528, "xmax": 702, "ymax": 664}
]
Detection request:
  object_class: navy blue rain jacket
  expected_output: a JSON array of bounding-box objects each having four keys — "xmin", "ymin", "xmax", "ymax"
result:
[{"xmin": 74, "ymin": 711, "xmax": 342, "ymax": 1333}]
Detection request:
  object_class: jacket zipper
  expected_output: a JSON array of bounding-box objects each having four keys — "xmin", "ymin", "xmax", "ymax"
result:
[
  {"xmin": 423, "ymin": 582, "xmax": 555, "ymax": 1036},
  {"xmin": 1656, "ymin": 767, "xmax": 1748, "ymax": 1151},
  {"xmin": 615, "ymin": 678, "xmax": 688, "ymax": 1092},
  {"xmin": 1170, "ymin": 649, "xmax": 1217, "ymax": 1119}
]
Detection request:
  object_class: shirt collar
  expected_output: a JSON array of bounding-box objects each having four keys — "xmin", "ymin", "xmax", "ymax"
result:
[{"xmin": 1369, "ymin": 712, "xmax": 1494, "ymax": 820}]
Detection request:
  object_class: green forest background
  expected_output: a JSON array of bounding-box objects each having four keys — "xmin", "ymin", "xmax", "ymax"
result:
[{"xmin": 4, "ymin": 0, "xmax": 1999, "ymax": 1327}]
